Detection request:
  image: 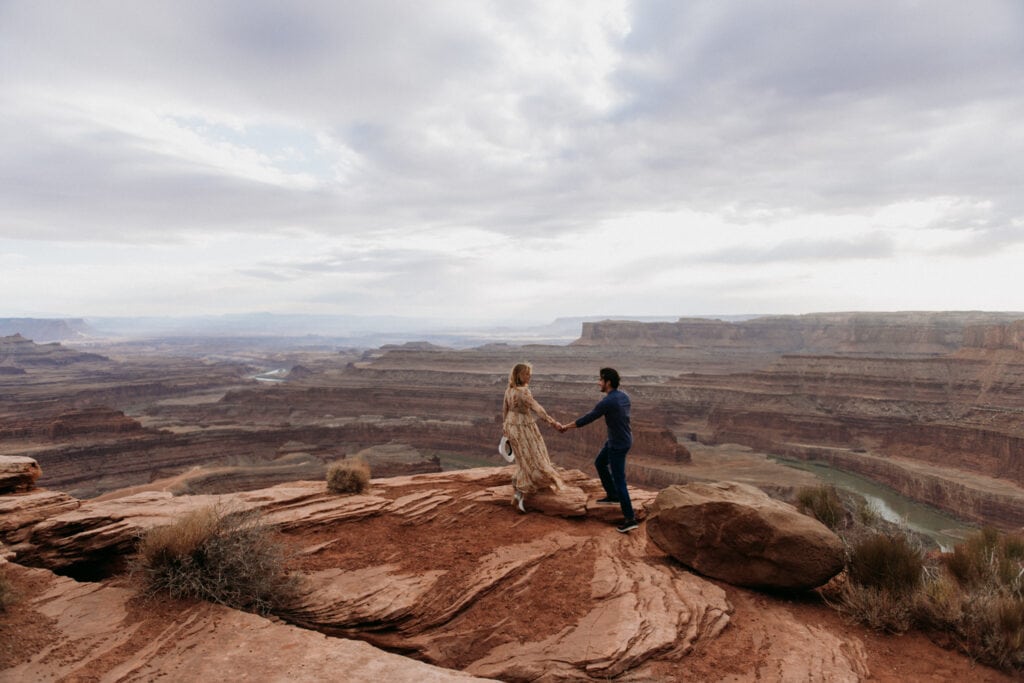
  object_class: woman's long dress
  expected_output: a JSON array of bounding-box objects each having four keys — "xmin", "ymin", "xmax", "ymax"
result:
[{"xmin": 503, "ymin": 385, "xmax": 564, "ymax": 494}]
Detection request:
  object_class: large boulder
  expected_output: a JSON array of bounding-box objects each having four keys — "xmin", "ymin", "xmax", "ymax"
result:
[
  {"xmin": 646, "ymin": 481, "xmax": 845, "ymax": 590},
  {"xmin": 0, "ymin": 456, "xmax": 42, "ymax": 493}
]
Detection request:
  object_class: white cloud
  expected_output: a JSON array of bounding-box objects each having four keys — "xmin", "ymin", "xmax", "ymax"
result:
[{"xmin": 1, "ymin": 1, "xmax": 1023, "ymax": 321}]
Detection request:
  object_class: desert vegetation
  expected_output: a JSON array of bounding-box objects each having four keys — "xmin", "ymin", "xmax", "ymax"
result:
[
  {"xmin": 0, "ymin": 564, "xmax": 12, "ymax": 612},
  {"xmin": 797, "ymin": 485, "xmax": 1024, "ymax": 672},
  {"xmin": 326, "ymin": 458, "xmax": 371, "ymax": 494},
  {"xmin": 133, "ymin": 505, "xmax": 297, "ymax": 614},
  {"xmin": 795, "ymin": 484, "xmax": 844, "ymax": 529}
]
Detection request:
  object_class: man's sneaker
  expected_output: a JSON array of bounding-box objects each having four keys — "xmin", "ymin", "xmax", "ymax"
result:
[
  {"xmin": 596, "ymin": 497, "xmax": 620, "ymax": 505},
  {"xmin": 616, "ymin": 519, "xmax": 639, "ymax": 533}
]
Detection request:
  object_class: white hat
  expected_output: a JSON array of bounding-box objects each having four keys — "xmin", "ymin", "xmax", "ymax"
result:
[{"xmin": 498, "ymin": 436, "xmax": 515, "ymax": 462}]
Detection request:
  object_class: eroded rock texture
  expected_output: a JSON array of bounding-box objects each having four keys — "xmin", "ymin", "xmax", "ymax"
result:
[
  {"xmin": 0, "ymin": 563, "xmax": 490, "ymax": 682},
  {"xmin": 3, "ymin": 467, "xmax": 1016, "ymax": 681},
  {"xmin": 3, "ymin": 312, "xmax": 1024, "ymax": 540},
  {"xmin": 0, "ymin": 455, "xmax": 41, "ymax": 493}
]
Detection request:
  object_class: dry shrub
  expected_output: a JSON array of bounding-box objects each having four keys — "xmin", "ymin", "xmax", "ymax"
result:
[
  {"xmin": 833, "ymin": 582, "xmax": 914, "ymax": 633},
  {"xmin": 1003, "ymin": 533, "xmax": 1024, "ymax": 561},
  {"xmin": 0, "ymin": 564, "xmax": 12, "ymax": 612},
  {"xmin": 855, "ymin": 498, "xmax": 880, "ymax": 527},
  {"xmin": 134, "ymin": 505, "xmax": 297, "ymax": 614},
  {"xmin": 818, "ymin": 504, "xmax": 1024, "ymax": 672},
  {"xmin": 326, "ymin": 459, "xmax": 371, "ymax": 494},
  {"xmin": 828, "ymin": 532, "xmax": 925, "ymax": 635},
  {"xmin": 945, "ymin": 527, "xmax": 1024, "ymax": 596},
  {"xmin": 931, "ymin": 528, "xmax": 1024, "ymax": 670},
  {"xmin": 847, "ymin": 532, "xmax": 924, "ymax": 594},
  {"xmin": 956, "ymin": 593, "xmax": 1024, "ymax": 671},
  {"xmin": 912, "ymin": 570, "xmax": 964, "ymax": 630},
  {"xmin": 795, "ymin": 485, "xmax": 844, "ymax": 529},
  {"xmin": 946, "ymin": 526, "xmax": 1000, "ymax": 587},
  {"xmin": 986, "ymin": 596, "xmax": 1024, "ymax": 669},
  {"xmin": 831, "ymin": 526, "xmax": 1024, "ymax": 672}
]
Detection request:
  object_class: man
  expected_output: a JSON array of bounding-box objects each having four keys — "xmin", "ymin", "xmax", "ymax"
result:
[{"xmin": 558, "ymin": 367, "xmax": 637, "ymax": 533}]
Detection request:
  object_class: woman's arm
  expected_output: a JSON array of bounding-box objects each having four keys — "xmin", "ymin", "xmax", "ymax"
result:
[{"xmin": 525, "ymin": 388, "xmax": 559, "ymax": 427}]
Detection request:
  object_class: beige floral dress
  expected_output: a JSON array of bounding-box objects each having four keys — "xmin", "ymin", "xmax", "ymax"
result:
[{"xmin": 503, "ymin": 385, "xmax": 564, "ymax": 494}]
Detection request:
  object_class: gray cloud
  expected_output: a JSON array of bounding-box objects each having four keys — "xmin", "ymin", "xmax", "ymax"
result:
[
  {"xmin": 2, "ymin": 1, "xmax": 1023, "ymax": 318},
  {"xmin": 702, "ymin": 233, "xmax": 896, "ymax": 265},
  {"xmin": 4, "ymin": 1, "xmax": 1023, "ymax": 243}
]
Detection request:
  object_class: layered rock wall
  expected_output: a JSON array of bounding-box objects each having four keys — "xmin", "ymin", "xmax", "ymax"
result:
[
  {"xmin": 963, "ymin": 320, "xmax": 1024, "ymax": 351},
  {"xmin": 576, "ymin": 312, "xmax": 1024, "ymax": 355}
]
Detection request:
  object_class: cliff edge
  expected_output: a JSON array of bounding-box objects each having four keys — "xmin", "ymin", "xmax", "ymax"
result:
[{"xmin": 1, "ymin": 462, "xmax": 1014, "ymax": 682}]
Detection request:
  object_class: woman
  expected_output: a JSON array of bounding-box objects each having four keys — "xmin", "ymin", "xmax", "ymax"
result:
[{"xmin": 503, "ymin": 362, "xmax": 564, "ymax": 512}]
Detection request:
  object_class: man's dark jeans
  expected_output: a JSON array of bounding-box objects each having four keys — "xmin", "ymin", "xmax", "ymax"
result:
[{"xmin": 595, "ymin": 443, "xmax": 634, "ymax": 522}]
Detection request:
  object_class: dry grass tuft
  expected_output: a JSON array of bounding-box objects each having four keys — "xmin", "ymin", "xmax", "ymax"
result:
[
  {"xmin": 0, "ymin": 564, "xmax": 13, "ymax": 612},
  {"xmin": 828, "ymin": 532, "xmax": 923, "ymax": 634},
  {"xmin": 936, "ymin": 528, "xmax": 1024, "ymax": 670},
  {"xmin": 326, "ymin": 459, "xmax": 371, "ymax": 494},
  {"xmin": 847, "ymin": 532, "xmax": 924, "ymax": 594},
  {"xmin": 133, "ymin": 505, "xmax": 297, "ymax": 614},
  {"xmin": 832, "ymin": 582, "xmax": 914, "ymax": 633},
  {"xmin": 795, "ymin": 484, "xmax": 844, "ymax": 529},
  {"xmin": 828, "ymin": 523, "xmax": 1024, "ymax": 673}
]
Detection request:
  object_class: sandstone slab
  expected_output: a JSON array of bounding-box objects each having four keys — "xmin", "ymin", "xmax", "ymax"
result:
[
  {"xmin": 0, "ymin": 563, "xmax": 489, "ymax": 682},
  {"xmin": 0, "ymin": 489, "xmax": 80, "ymax": 556},
  {"xmin": 646, "ymin": 481, "xmax": 845, "ymax": 589},
  {"xmin": 0, "ymin": 455, "xmax": 41, "ymax": 494},
  {"xmin": 18, "ymin": 483, "xmax": 391, "ymax": 572},
  {"xmin": 3, "ymin": 466, "xmax": 1000, "ymax": 681}
]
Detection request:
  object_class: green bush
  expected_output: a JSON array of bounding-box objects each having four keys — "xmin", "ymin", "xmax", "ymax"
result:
[
  {"xmin": 795, "ymin": 484, "xmax": 844, "ymax": 529},
  {"xmin": 134, "ymin": 505, "xmax": 297, "ymax": 614},
  {"xmin": 326, "ymin": 459, "xmax": 371, "ymax": 494},
  {"xmin": 847, "ymin": 532, "xmax": 924, "ymax": 594}
]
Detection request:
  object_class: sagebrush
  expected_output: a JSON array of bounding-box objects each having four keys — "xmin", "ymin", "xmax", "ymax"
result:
[
  {"xmin": 847, "ymin": 532, "xmax": 924, "ymax": 594},
  {"xmin": 795, "ymin": 484, "xmax": 844, "ymax": 529},
  {"xmin": 936, "ymin": 528, "xmax": 1024, "ymax": 670},
  {"xmin": 133, "ymin": 505, "xmax": 297, "ymax": 614},
  {"xmin": 0, "ymin": 563, "xmax": 12, "ymax": 612},
  {"xmin": 822, "ymin": 503, "xmax": 1024, "ymax": 672},
  {"xmin": 327, "ymin": 459, "xmax": 371, "ymax": 494}
]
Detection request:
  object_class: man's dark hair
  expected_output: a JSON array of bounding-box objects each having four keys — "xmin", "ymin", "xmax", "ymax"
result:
[{"xmin": 600, "ymin": 367, "xmax": 620, "ymax": 389}]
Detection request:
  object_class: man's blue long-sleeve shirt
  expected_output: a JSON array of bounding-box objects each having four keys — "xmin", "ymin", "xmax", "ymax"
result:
[{"xmin": 574, "ymin": 389, "xmax": 632, "ymax": 449}]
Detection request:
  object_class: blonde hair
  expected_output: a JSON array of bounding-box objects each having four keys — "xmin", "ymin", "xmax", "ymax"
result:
[{"xmin": 508, "ymin": 362, "xmax": 532, "ymax": 388}]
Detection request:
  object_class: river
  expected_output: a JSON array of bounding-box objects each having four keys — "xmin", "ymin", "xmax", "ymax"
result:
[{"xmin": 773, "ymin": 457, "xmax": 978, "ymax": 551}]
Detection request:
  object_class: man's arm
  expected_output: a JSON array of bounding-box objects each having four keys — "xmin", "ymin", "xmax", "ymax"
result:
[{"xmin": 558, "ymin": 395, "xmax": 610, "ymax": 432}]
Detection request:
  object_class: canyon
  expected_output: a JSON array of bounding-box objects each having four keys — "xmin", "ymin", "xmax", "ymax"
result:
[
  {"xmin": 2, "ymin": 311, "xmax": 1024, "ymax": 528},
  {"xmin": 2, "ymin": 311, "xmax": 1024, "ymax": 679}
]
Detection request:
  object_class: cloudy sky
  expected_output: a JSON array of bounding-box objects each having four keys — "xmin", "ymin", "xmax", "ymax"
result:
[{"xmin": 2, "ymin": 1, "xmax": 1023, "ymax": 326}]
